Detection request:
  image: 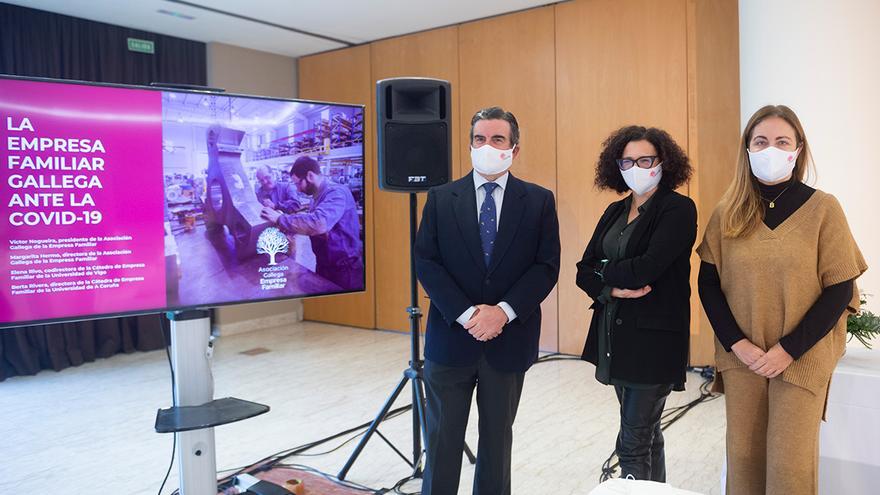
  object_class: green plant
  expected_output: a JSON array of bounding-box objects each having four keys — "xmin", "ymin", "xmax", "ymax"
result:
[{"xmin": 848, "ymin": 293, "xmax": 880, "ymax": 349}]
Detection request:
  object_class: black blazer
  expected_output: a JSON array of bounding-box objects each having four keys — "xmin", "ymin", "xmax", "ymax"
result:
[
  {"xmin": 415, "ymin": 172, "xmax": 560, "ymax": 373},
  {"xmin": 576, "ymin": 187, "xmax": 697, "ymax": 386}
]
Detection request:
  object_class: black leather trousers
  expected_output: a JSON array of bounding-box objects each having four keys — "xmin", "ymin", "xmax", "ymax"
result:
[{"xmin": 614, "ymin": 383, "xmax": 674, "ymax": 482}]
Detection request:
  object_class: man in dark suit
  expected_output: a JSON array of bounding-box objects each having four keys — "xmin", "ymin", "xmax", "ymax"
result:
[{"xmin": 415, "ymin": 107, "xmax": 560, "ymax": 495}]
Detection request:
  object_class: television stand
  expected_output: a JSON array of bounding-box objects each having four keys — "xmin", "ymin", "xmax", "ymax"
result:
[{"xmin": 154, "ymin": 310, "xmax": 269, "ymax": 495}]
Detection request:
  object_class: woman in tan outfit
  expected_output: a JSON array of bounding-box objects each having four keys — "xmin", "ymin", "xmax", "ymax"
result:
[{"xmin": 696, "ymin": 105, "xmax": 867, "ymax": 494}]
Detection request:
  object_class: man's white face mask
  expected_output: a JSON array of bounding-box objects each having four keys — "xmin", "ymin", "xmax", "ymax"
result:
[{"xmin": 471, "ymin": 144, "xmax": 516, "ymax": 176}]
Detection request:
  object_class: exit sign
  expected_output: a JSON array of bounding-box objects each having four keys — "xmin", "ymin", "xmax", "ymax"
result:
[{"xmin": 127, "ymin": 38, "xmax": 155, "ymax": 54}]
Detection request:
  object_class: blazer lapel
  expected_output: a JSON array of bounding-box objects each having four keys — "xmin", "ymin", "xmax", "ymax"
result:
[
  {"xmin": 625, "ymin": 187, "xmax": 671, "ymax": 258},
  {"xmin": 595, "ymin": 199, "xmax": 626, "ymax": 260},
  {"xmin": 452, "ymin": 173, "xmax": 487, "ymax": 273},
  {"xmin": 487, "ymin": 174, "xmax": 526, "ymax": 275}
]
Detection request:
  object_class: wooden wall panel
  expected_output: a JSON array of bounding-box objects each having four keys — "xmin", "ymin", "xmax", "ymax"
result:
[
  {"xmin": 687, "ymin": 0, "xmax": 741, "ymax": 364},
  {"xmin": 458, "ymin": 6, "xmax": 560, "ymax": 351},
  {"xmin": 555, "ymin": 0, "xmax": 689, "ymax": 355},
  {"xmin": 298, "ymin": 45, "xmax": 376, "ymax": 328},
  {"xmin": 370, "ymin": 27, "xmax": 461, "ymax": 332},
  {"xmin": 295, "ymin": 0, "xmax": 740, "ymax": 363}
]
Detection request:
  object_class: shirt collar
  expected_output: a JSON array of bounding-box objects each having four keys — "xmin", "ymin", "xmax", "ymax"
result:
[
  {"xmin": 473, "ymin": 170, "xmax": 510, "ymax": 192},
  {"xmin": 314, "ymin": 179, "xmax": 329, "ymax": 198},
  {"xmin": 625, "ymin": 192, "xmax": 655, "ymax": 214}
]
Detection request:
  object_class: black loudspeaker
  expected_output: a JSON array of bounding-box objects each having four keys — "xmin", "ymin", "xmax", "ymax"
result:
[{"xmin": 377, "ymin": 77, "xmax": 451, "ymax": 192}]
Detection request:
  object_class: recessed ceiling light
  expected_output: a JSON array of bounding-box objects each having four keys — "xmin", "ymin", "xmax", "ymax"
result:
[{"xmin": 157, "ymin": 9, "xmax": 196, "ymax": 20}]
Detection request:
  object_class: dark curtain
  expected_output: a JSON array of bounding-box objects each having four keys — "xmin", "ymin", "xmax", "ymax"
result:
[
  {"xmin": 0, "ymin": 3, "xmax": 206, "ymax": 381},
  {"xmin": 0, "ymin": 3, "xmax": 206, "ymax": 86}
]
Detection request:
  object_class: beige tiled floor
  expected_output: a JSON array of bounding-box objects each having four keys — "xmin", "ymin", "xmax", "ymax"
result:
[{"xmin": 0, "ymin": 322, "xmax": 726, "ymax": 494}]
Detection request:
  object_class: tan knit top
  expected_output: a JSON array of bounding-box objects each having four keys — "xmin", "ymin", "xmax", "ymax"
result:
[{"xmin": 697, "ymin": 190, "xmax": 868, "ymax": 394}]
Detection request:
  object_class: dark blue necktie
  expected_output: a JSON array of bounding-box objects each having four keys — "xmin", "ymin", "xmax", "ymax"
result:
[{"xmin": 479, "ymin": 182, "xmax": 499, "ymax": 267}]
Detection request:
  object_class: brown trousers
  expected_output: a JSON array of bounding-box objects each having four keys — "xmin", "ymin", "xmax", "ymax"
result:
[{"xmin": 722, "ymin": 367, "xmax": 828, "ymax": 495}]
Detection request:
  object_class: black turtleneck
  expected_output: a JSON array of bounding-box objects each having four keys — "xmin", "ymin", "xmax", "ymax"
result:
[
  {"xmin": 758, "ymin": 178, "xmax": 815, "ymax": 229},
  {"xmin": 698, "ymin": 179, "xmax": 854, "ymax": 360}
]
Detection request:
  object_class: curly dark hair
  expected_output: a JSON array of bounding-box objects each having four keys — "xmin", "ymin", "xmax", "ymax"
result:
[{"xmin": 594, "ymin": 126, "xmax": 692, "ymax": 193}]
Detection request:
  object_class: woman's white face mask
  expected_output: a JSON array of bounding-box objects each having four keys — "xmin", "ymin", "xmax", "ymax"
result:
[
  {"xmin": 621, "ymin": 163, "xmax": 663, "ymax": 195},
  {"xmin": 747, "ymin": 146, "xmax": 799, "ymax": 183}
]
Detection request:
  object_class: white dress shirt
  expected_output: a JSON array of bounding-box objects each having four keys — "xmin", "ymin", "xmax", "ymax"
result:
[{"xmin": 455, "ymin": 171, "xmax": 518, "ymax": 326}]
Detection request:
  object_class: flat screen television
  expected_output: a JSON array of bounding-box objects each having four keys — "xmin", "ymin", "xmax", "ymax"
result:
[{"xmin": 0, "ymin": 75, "xmax": 366, "ymax": 329}]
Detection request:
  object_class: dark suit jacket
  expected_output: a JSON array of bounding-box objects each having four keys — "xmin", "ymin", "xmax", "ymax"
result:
[
  {"xmin": 415, "ymin": 172, "xmax": 560, "ymax": 373},
  {"xmin": 576, "ymin": 187, "xmax": 697, "ymax": 386}
]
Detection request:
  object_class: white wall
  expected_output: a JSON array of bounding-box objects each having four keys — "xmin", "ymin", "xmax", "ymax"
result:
[
  {"xmin": 740, "ymin": 0, "xmax": 879, "ymax": 310},
  {"xmin": 207, "ymin": 42, "xmax": 298, "ymax": 98}
]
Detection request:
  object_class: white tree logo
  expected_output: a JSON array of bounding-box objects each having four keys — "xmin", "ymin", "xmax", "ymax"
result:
[{"xmin": 257, "ymin": 227, "xmax": 289, "ymax": 265}]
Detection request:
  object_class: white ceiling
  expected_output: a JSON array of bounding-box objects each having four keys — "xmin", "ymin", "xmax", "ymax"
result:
[{"xmin": 5, "ymin": 0, "xmax": 561, "ymax": 58}]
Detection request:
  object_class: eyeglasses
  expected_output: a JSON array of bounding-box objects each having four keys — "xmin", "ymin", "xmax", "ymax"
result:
[{"xmin": 616, "ymin": 156, "xmax": 658, "ymax": 171}]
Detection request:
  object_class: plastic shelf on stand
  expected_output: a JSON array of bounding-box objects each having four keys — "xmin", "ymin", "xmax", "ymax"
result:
[{"xmin": 155, "ymin": 397, "xmax": 270, "ymax": 433}]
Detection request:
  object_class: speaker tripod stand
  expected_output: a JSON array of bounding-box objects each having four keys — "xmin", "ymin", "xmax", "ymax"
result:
[{"xmin": 338, "ymin": 193, "xmax": 476, "ymax": 481}]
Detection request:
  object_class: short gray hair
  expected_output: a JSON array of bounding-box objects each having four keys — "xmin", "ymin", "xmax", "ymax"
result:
[
  {"xmin": 255, "ymin": 165, "xmax": 273, "ymax": 178},
  {"xmin": 469, "ymin": 106, "xmax": 520, "ymax": 146}
]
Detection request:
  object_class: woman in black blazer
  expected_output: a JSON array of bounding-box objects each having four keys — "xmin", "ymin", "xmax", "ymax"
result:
[{"xmin": 576, "ymin": 126, "xmax": 697, "ymax": 482}]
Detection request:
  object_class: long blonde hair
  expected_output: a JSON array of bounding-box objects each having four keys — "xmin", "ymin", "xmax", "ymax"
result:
[{"xmin": 721, "ymin": 105, "xmax": 816, "ymax": 238}]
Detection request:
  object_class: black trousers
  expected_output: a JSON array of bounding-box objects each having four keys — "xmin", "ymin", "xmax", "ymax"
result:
[
  {"xmin": 422, "ymin": 357, "xmax": 525, "ymax": 495},
  {"xmin": 614, "ymin": 383, "xmax": 674, "ymax": 482}
]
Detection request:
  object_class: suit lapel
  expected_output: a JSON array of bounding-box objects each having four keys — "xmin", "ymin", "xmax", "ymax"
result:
[
  {"xmin": 487, "ymin": 174, "xmax": 526, "ymax": 275},
  {"xmin": 452, "ymin": 173, "xmax": 487, "ymax": 273}
]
